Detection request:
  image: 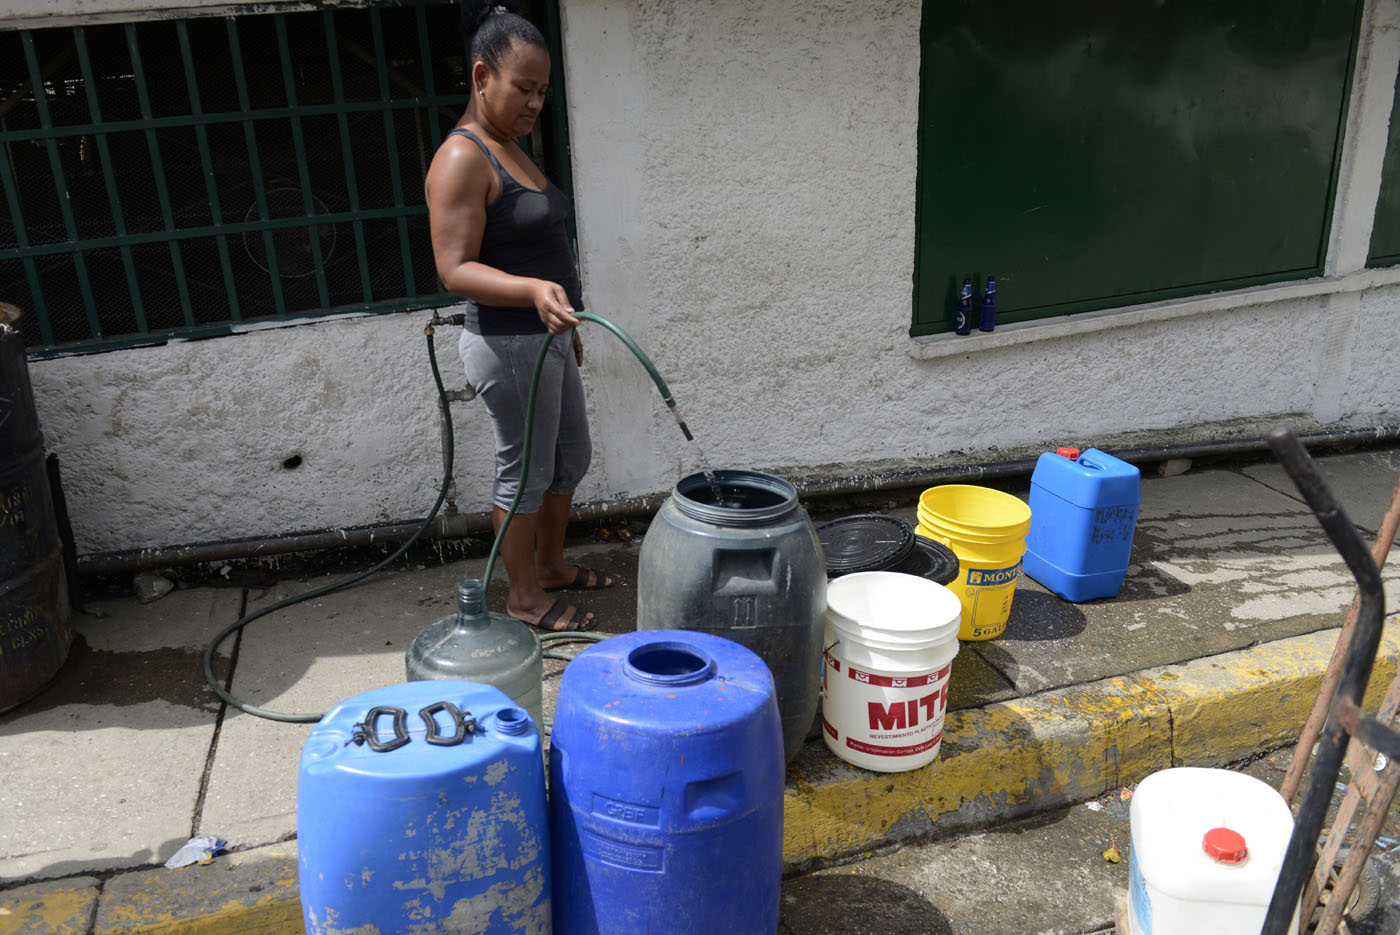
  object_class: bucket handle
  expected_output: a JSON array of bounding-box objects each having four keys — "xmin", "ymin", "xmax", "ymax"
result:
[
  {"xmin": 351, "ymin": 706, "xmax": 411, "ymax": 752},
  {"xmin": 820, "ymin": 638, "xmax": 841, "ymax": 701},
  {"xmin": 420, "ymin": 701, "xmax": 477, "ymax": 746}
]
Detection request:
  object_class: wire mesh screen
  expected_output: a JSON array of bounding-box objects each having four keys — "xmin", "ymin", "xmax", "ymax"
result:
[{"xmin": 0, "ymin": 1, "xmax": 484, "ymax": 353}]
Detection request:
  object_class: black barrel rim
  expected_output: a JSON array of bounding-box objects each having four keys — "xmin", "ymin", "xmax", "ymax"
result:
[
  {"xmin": 672, "ymin": 470, "xmax": 798, "ymax": 526},
  {"xmin": 892, "ymin": 535, "xmax": 961, "ymax": 586},
  {"xmin": 816, "ymin": 514, "xmax": 915, "ymax": 576}
]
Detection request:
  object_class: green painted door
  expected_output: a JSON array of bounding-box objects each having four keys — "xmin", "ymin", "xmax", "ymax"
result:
[
  {"xmin": 1367, "ymin": 63, "xmax": 1400, "ymax": 267},
  {"xmin": 914, "ymin": 0, "xmax": 1363, "ymax": 336}
]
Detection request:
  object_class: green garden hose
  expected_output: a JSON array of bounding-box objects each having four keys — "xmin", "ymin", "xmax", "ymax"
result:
[
  {"xmin": 482, "ymin": 310, "xmax": 690, "ymax": 589},
  {"xmin": 201, "ymin": 310, "xmax": 684, "ymax": 723}
]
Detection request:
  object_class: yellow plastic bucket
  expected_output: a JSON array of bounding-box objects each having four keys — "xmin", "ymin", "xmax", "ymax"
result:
[{"xmin": 915, "ymin": 485, "xmax": 1032, "ymax": 641}]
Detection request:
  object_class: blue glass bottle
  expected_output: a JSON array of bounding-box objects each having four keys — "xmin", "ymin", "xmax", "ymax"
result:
[
  {"xmin": 954, "ymin": 277, "xmax": 973, "ymax": 335},
  {"xmin": 978, "ymin": 274, "xmax": 997, "ymax": 332}
]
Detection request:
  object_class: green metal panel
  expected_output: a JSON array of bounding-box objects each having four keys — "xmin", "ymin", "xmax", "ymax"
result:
[
  {"xmin": 914, "ymin": 0, "xmax": 1362, "ymax": 336},
  {"xmin": 1367, "ymin": 63, "xmax": 1400, "ymax": 267}
]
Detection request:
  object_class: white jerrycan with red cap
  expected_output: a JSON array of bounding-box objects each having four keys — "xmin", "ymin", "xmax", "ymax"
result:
[{"xmin": 1127, "ymin": 767, "xmax": 1299, "ymax": 934}]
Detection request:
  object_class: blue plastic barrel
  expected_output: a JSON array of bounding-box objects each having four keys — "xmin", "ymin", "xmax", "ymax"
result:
[
  {"xmin": 1023, "ymin": 447, "xmax": 1141, "ymax": 602},
  {"xmin": 298, "ymin": 680, "xmax": 549, "ymax": 935},
  {"xmin": 549, "ymin": 630, "xmax": 784, "ymax": 935}
]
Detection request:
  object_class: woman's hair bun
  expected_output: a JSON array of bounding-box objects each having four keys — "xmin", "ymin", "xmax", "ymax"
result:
[
  {"xmin": 460, "ymin": 0, "xmax": 525, "ymax": 41},
  {"xmin": 459, "ymin": 0, "xmax": 545, "ymax": 69}
]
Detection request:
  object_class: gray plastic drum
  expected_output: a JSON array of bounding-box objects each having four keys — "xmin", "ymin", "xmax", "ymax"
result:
[{"xmin": 637, "ymin": 469, "xmax": 826, "ymax": 764}]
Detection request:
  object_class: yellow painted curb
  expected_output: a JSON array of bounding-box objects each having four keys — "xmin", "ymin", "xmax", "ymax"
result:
[
  {"xmin": 94, "ymin": 847, "xmax": 299, "ymax": 935},
  {"xmin": 1152, "ymin": 624, "xmax": 1399, "ymax": 765},
  {"xmin": 781, "ymin": 621, "xmax": 1400, "ymax": 870},
  {"xmin": 0, "ymin": 877, "xmax": 98, "ymax": 935}
]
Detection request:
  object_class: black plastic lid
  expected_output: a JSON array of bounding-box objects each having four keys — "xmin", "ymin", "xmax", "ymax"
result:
[
  {"xmin": 816, "ymin": 514, "xmax": 915, "ymax": 576},
  {"xmin": 890, "ymin": 535, "xmax": 960, "ymax": 586}
]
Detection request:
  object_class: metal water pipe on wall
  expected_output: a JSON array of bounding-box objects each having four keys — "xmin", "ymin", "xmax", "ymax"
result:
[{"xmin": 76, "ymin": 424, "xmax": 1400, "ymax": 577}]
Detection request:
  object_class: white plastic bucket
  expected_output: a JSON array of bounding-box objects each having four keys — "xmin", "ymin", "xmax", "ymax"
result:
[
  {"xmin": 1128, "ymin": 767, "xmax": 1299, "ymax": 935},
  {"xmin": 821, "ymin": 572, "xmax": 961, "ymax": 772}
]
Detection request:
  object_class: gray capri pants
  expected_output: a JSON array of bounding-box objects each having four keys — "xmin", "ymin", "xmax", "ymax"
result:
[{"xmin": 458, "ymin": 328, "xmax": 593, "ymax": 513}]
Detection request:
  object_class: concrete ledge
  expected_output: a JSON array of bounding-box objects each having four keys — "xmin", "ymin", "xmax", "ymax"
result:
[
  {"xmin": 781, "ymin": 622, "xmax": 1400, "ymax": 870},
  {"xmin": 905, "ymin": 265, "xmax": 1400, "ymax": 360}
]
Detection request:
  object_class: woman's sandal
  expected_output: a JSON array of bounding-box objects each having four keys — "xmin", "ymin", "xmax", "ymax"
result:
[
  {"xmin": 528, "ymin": 599, "xmax": 598, "ymax": 632},
  {"xmin": 543, "ymin": 567, "xmax": 615, "ymax": 593}
]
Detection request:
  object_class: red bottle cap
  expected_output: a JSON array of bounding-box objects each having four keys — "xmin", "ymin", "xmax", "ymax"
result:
[
  {"xmin": 1056, "ymin": 447, "xmax": 1081, "ymax": 460},
  {"xmin": 1202, "ymin": 827, "xmax": 1248, "ymax": 864}
]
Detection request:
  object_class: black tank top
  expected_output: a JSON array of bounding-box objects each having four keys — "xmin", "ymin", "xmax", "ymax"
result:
[{"xmin": 448, "ymin": 127, "xmax": 584, "ymax": 335}]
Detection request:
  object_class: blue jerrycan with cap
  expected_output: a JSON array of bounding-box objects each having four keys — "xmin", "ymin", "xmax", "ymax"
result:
[
  {"xmin": 1023, "ymin": 446, "xmax": 1140, "ymax": 602},
  {"xmin": 298, "ymin": 680, "xmax": 550, "ymax": 935},
  {"xmin": 548, "ymin": 629, "xmax": 784, "ymax": 935}
]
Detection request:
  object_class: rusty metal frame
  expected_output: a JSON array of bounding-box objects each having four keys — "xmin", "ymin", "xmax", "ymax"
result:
[{"xmin": 1262, "ymin": 428, "xmax": 1400, "ymax": 935}]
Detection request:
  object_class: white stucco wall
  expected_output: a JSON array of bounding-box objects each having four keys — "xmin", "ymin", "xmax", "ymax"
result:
[{"xmin": 23, "ymin": 0, "xmax": 1400, "ymax": 556}]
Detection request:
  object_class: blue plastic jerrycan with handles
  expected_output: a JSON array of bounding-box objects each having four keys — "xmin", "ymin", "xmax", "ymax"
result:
[
  {"xmin": 548, "ymin": 629, "xmax": 784, "ymax": 935},
  {"xmin": 298, "ymin": 680, "xmax": 550, "ymax": 935},
  {"xmin": 1023, "ymin": 446, "xmax": 1140, "ymax": 602}
]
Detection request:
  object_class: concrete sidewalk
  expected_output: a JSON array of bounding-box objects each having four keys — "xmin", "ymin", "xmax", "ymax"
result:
[{"xmin": 3, "ymin": 447, "xmax": 1400, "ymax": 934}]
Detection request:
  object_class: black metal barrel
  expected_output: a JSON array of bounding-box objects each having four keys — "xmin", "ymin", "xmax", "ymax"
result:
[{"xmin": 0, "ymin": 303, "xmax": 72, "ymax": 713}]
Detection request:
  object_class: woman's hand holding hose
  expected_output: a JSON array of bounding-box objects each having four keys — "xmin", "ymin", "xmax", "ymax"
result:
[{"xmin": 531, "ymin": 279, "xmax": 579, "ymax": 335}]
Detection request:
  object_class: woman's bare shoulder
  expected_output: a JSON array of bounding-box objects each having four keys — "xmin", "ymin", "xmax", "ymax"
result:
[{"xmin": 426, "ymin": 131, "xmax": 496, "ymax": 201}]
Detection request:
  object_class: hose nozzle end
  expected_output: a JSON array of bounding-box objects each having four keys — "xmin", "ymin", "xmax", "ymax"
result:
[{"xmin": 665, "ymin": 400, "xmax": 693, "ymax": 441}]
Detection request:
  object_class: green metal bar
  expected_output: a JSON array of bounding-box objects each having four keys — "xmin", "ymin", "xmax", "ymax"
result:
[
  {"xmin": 0, "ymin": 28, "xmax": 52, "ymax": 343},
  {"xmin": 225, "ymin": 17, "xmax": 287, "ymax": 316},
  {"xmin": 325, "ymin": 10, "xmax": 373, "ymax": 303},
  {"xmin": 413, "ymin": 0, "xmax": 446, "ymax": 240},
  {"xmin": 73, "ymin": 26, "xmax": 149, "ymax": 335},
  {"xmin": 539, "ymin": 0, "xmax": 576, "ymax": 224},
  {"xmin": 372, "ymin": 8, "xmax": 417, "ymax": 296},
  {"xmin": 0, "ymin": 204, "xmax": 429, "ymax": 261},
  {"xmin": 416, "ymin": 4, "xmax": 448, "ymax": 141},
  {"xmin": 126, "ymin": 23, "xmax": 196, "ymax": 329},
  {"xmin": 1316, "ymin": 1, "xmax": 1368, "ymax": 272},
  {"xmin": 0, "ymin": 107, "xmax": 54, "ymax": 345},
  {"xmin": 275, "ymin": 16, "xmax": 332, "ymax": 310},
  {"xmin": 0, "ymin": 96, "xmax": 472, "ymax": 144},
  {"xmin": 21, "ymin": 31, "xmax": 103, "ymax": 341},
  {"xmin": 177, "ymin": 20, "xmax": 242, "ymax": 323}
]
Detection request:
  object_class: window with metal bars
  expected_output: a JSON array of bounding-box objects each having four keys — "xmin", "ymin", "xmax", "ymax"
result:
[{"xmin": 0, "ymin": 0, "xmax": 572, "ymax": 355}]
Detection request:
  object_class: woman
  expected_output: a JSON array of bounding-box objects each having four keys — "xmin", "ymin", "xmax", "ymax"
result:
[{"xmin": 426, "ymin": 0, "xmax": 610, "ymax": 631}]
